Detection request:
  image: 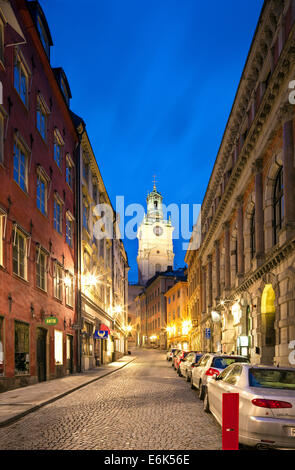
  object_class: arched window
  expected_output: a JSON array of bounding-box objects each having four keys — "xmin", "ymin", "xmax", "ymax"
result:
[
  {"xmin": 155, "ymin": 264, "xmax": 161, "ymax": 273},
  {"xmin": 273, "ymin": 167, "xmax": 284, "ymax": 245},
  {"xmin": 250, "ymin": 209, "xmax": 256, "ymax": 259}
]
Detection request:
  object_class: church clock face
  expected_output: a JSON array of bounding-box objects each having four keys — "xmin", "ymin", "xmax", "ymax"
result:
[{"xmin": 153, "ymin": 225, "xmax": 163, "ymax": 237}]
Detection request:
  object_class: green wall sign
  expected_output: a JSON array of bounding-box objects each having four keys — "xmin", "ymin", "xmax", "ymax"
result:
[{"xmin": 45, "ymin": 317, "xmax": 58, "ymax": 325}]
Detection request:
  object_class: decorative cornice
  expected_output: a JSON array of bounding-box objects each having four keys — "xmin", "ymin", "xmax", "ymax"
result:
[{"xmin": 199, "ymin": 25, "xmax": 295, "ymax": 258}]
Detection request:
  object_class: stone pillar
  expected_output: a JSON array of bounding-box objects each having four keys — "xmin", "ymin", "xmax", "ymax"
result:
[
  {"xmin": 202, "ymin": 266, "xmax": 207, "ymax": 313},
  {"xmin": 253, "ymin": 158, "xmax": 265, "ymax": 265},
  {"xmin": 214, "ymin": 240, "xmax": 220, "ymax": 301},
  {"xmin": 208, "ymin": 255, "xmax": 213, "ymax": 308},
  {"xmin": 283, "ymin": 118, "xmax": 295, "ymax": 232},
  {"xmin": 223, "ymin": 222, "xmax": 230, "ymax": 290},
  {"xmin": 236, "ymin": 196, "xmax": 244, "ymax": 278}
]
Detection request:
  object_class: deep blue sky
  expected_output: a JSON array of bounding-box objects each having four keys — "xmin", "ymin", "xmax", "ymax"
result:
[{"xmin": 40, "ymin": 0, "xmax": 264, "ymax": 283}]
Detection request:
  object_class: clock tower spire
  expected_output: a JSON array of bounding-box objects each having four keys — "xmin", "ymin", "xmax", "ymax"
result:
[{"xmin": 137, "ymin": 182, "xmax": 174, "ymax": 285}]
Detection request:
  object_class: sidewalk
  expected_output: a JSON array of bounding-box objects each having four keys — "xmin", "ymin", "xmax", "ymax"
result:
[{"xmin": 0, "ymin": 354, "xmax": 136, "ymax": 428}]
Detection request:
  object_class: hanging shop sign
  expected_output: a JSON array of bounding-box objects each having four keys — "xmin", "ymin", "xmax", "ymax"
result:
[
  {"xmin": 94, "ymin": 329, "xmax": 109, "ymax": 339},
  {"xmin": 45, "ymin": 316, "xmax": 58, "ymax": 325},
  {"xmin": 205, "ymin": 328, "xmax": 211, "ymax": 339}
]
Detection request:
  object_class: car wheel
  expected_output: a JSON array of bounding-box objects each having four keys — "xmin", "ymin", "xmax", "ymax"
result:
[
  {"xmin": 198, "ymin": 381, "xmax": 205, "ymax": 400},
  {"xmin": 203, "ymin": 389, "xmax": 210, "ymax": 413},
  {"xmin": 190, "ymin": 376, "xmax": 195, "ymax": 389},
  {"xmin": 186, "ymin": 371, "xmax": 190, "ymax": 382}
]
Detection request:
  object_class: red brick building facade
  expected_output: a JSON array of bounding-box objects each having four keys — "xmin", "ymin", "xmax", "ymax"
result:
[{"xmin": 0, "ymin": 0, "xmax": 79, "ymax": 391}]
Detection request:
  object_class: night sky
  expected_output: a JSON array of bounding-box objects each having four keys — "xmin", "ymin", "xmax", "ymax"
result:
[{"xmin": 39, "ymin": 0, "xmax": 264, "ymax": 283}]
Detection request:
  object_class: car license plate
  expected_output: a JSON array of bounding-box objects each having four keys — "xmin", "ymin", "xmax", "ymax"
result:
[{"xmin": 290, "ymin": 428, "xmax": 295, "ymax": 437}]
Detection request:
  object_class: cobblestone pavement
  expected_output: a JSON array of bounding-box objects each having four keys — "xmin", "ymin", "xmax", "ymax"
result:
[{"xmin": 0, "ymin": 350, "xmax": 222, "ymax": 450}]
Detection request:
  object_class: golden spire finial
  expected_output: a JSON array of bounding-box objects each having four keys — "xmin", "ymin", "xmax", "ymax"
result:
[{"xmin": 153, "ymin": 174, "xmax": 157, "ymax": 190}]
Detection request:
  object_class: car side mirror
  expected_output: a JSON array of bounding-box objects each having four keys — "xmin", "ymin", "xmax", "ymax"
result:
[{"xmin": 212, "ymin": 374, "xmax": 218, "ymax": 380}]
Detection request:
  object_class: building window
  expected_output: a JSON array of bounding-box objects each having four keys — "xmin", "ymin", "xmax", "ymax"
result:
[
  {"xmin": 14, "ymin": 54, "xmax": 28, "ymax": 107},
  {"xmin": 250, "ymin": 209, "xmax": 256, "ymax": 259},
  {"xmin": 0, "ymin": 317, "xmax": 4, "ymax": 376},
  {"xmin": 15, "ymin": 321, "xmax": 30, "ymax": 375},
  {"xmin": 0, "ymin": 19, "xmax": 4, "ymax": 64},
  {"xmin": 36, "ymin": 99, "xmax": 47, "ymax": 141},
  {"xmin": 54, "ymin": 330, "xmax": 63, "ymax": 365},
  {"xmin": 13, "ymin": 141, "xmax": 28, "ymax": 192},
  {"xmin": 0, "ymin": 113, "xmax": 4, "ymax": 165},
  {"xmin": 54, "ymin": 263, "xmax": 63, "ymax": 301},
  {"xmin": 36, "ymin": 248, "xmax": 47, "ymax": 291},
  {"xmin": 83, "ymin": 160, "xmax": 89, "ymax": 182},
  {"xmin": 37, "ymin": 15, "xmax": 50, "ymax": 57},
  {"xmin": 66, "ymin": 215, "xmax": 73, "ymax": 247},
  {"xmin": 54, "ymin": 197, "xmax": 62, "ymax": 234},
  {"xmin": 65, "ymin": 273, "xmax": 74, "ymax": 307},
  {"xmin": 82, "ymin": 322, "xmax": 93, "ymax": 356},
  {"xmin": 37, "ymin": 173, "xmax": 47, "ymax": 215},
  {"xmin": 0, "ymin": 214, "xmax": 4, "ymax": 267},
  {"xmin": 177, "ymin": 306, "xmax": 180, "ymax": 318},
  {"xmin": 83, "ymin": 203, "xmax": 88, "ymax": 231},
  {"xmin": 12, "ymin": 228, "xmax": 27, "ymax": 280},
  {"xmin": 273, "ymin": 166, "xmax": 284, "ymax": 245},
  {"xmin": 53, "ymin": 130, "xmax": 64, "ymax": 170},
  {"xmin": 66, "ymin": 155, "xmax": 73, "ymax": 189}
]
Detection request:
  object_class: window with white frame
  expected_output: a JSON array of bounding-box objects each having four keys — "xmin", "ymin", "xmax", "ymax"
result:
[
  {"xmin": 65, "ymin": 154, "xmax": 73, "ymax": 189},
  {"xmin": 36, "ymin": 247, "xmax": 47, "ymax": 291},
  {"xmin": 37, "ymin": 14, "xmax": 50, "ymax": 57},
  {"xmin": 54, "ymin": 330, "xmax": 63, "ymax": 365},
  {"xmin": 65, "ymin": 273, "xmax": 74, "ymax": 307},
  {"xmin": 0, "ymin": 214, "xmax": 4, "ymax": 267},
  {"xmin": 53, "ymin": 263, "xmax": 63, "ymax": 301},
  {"xmin": 53, "ymin": 130, "xmax": 64, "ymax": 169},
  {"xmin": 12, "ymin": 228, "xmax": 27, "ymax": 280},
  {"xmin": 14, "ymin": 53, "xmax": 29, "ymax": 107},
  {"xmin": 36, "ymin": 98, "xmax": 48, "ymax": 141},
  {"xmin": 0, "ymin": 19, "xmax": 4, "ymax": 64},
  {"xmin": 0, "ymin": 112, "xmax": 4, "ymax": 165},
  {"xmin": 54, "ymin": 195, "xmax": 62, "ymax": 234},
  {"xmin": 13, "ymin": 141, "xmax": 28, "ymax": 192},
  {"xmin": 37, "ymin": 172, "xmax": 47, "ymax": 215},
  {"xmin": 66, "ymin": 213, "xmax": 73, "ymax": 247}
]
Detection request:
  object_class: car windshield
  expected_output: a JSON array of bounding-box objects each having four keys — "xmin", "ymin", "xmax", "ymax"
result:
[
  {"xmin": 249, "ymin": 368, "xmax": 295, "ymax": 390},
  {"xmin": 212, "ymin": 356, "xmax": 249, "ymax": 369},
  {"xmin": 195, "ymin": 354, "xmax": 203, "ymax": 363}
]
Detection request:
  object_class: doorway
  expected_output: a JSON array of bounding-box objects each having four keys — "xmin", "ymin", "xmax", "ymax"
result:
[
  {"xmin": 66, "ymin": 335, "xmax": 74, "ymax": 374},
  {"xmin": 37, "ymin": 328, "xmax": 47, "ymax": 382}
]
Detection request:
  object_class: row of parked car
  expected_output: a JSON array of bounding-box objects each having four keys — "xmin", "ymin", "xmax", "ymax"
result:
[{"xmin": 166, "ymin": 348, "xmax": 295, "ymax": 450}]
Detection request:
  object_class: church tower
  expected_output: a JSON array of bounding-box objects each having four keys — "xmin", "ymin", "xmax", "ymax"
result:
[{"xmin": 137, "ymin": 182, "xmax": 174, "ymax": 285}]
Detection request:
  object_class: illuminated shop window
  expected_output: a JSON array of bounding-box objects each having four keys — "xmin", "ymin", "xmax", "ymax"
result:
[{"xmin": 54, "ymin": 330, "xmax": 63, "ymax": 365}]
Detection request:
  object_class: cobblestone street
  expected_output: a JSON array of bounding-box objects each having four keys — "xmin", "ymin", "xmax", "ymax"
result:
[{"xmin": 0, "ymin": 350, "xmax": 222, "ymax": 450}]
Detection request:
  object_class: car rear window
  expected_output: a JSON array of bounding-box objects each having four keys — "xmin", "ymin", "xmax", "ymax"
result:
[
  {"xmin": 249, "ymin": 368, "xmax": 295, "ymax": 390},
  {"xmin": 195, "ymin": 354, "xmax": 203, "ymax": 363},
  {"xmin": 212, "ymin": 356, "xmax": 249, "ymax": 369}
]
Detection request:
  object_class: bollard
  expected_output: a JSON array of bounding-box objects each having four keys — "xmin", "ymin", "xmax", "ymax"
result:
[{"xmin": 222, "ymin": 393, "xmax": 239, "ymax": 450}]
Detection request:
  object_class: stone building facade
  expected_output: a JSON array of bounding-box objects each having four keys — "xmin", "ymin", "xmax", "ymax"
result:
[
  {"xmin": 165, "ymin": 280, "xmax": 190, "ymax": 350},
  {"xmin": 194, "ymin": 0, "xmax": 295, "ymax": 367}
]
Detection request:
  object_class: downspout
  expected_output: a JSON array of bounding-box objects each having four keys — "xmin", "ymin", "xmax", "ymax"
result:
[{"xmin": 75, "ymin": 123, "xmax": 85, "ymax": 373}]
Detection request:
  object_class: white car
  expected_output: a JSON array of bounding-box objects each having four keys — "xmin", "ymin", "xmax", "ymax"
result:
[
  {"xmin": 191, "ymin": 353, "xmax": 249, "ymax": 400},
  {"xmin": 179, "ymin": 352, "xmax": 204, "ymax": 381},
  {"xmin": 204, "ymin": 363, "xmax": 295, "ymax": 449}
]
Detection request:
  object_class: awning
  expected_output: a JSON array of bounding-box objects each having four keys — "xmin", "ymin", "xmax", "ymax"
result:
[
  {"xmin": 100, "ymin": 324, "xmax": 110, "ymax": 333},
  {"xmin": 0, "ymin": 0, "xmax": 26, "ymax": 45}
]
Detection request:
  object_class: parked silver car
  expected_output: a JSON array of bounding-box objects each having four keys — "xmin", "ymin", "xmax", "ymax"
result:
[
  {"xmin": 204, "ymin": 363, "xmax": 295, "ymax": 449},
  {"xmin": 191, "ymin": 353, "xmax": 249, "ymax": 399},
  {"xmin": 179, "ymin": 352, "xmax": 204, "ymax": 381},
  {"xmin": 166, "ymin": 348, "xmax": 178, "ymax": 361}
]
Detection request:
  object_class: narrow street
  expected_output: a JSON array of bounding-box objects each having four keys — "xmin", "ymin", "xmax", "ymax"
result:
[{"xmin": 0, "ymin": 350, "xmax": 222, "ymax": 450}]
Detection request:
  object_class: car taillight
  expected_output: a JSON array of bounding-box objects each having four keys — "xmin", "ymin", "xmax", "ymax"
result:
[
  {"xmin": 252, "ymin": 399, "xmax": 292, "ymax": 409},
  {"xmin": 206, "ymin": 368, "xmax": 220, "ymax": 376}
]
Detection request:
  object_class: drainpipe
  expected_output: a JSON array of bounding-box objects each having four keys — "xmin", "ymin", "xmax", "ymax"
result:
[{"xmin": 75, "ymin": 123, "xmax": 85, "ymax": 373}]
